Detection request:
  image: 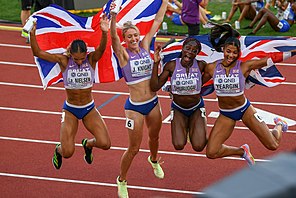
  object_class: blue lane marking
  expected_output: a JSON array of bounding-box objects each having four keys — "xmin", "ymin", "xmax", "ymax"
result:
[{"xmin": 97, "ymin": 94, "xmax": 121, "ymax": 110}]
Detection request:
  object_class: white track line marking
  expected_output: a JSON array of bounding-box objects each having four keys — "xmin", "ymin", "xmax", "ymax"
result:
[
  {"xmin": 0, "ymin": 106, "xmax": 295, "ymax": 133},
  {"xmin": 0, "ymin": 172, "xmax": 203, "ymax": 195},
  {"xmin": 0, "ymin": 136, "xmax": 270, "ymax": 162},
  {"xmin": 1, "ymin": 81, "xmax": 296, "ymax": 106}
]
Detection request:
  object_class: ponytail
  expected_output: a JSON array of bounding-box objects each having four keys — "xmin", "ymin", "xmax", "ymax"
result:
[{"xmin": 209, "ymin": 23, "xmax": 240, "ymax": 52}]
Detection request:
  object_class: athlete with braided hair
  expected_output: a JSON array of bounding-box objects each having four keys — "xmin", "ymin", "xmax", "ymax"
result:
[
  {"xmin": 30, "ymin": 13, "xmax": 111, "ymax": 170},
  {"xmin": 203, "ymin": 24, "xmax": 290, "ymax": 166}
]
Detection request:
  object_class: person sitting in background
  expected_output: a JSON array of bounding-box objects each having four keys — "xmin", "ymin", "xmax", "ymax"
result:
[
  {"xmin": 225, "ymin": 0, "xmax": 264, "ymax": 23},
  {"xmin": 245, "ymin": 0, "xmax": 295, "ymax": 34},
  {"xmin": 265, "ymin": 0, "xmax": 276, "ymax": 9}
]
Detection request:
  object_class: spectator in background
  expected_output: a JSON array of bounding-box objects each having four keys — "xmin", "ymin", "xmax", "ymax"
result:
[
  {"xmin": 245, "ymin": 0, "xmax": 295, "ymax": 34},
  {"xmin": 168, "ymin": 0, "xmax": 213, "ymax": 29},
  {"xmin": 225, "ymin": 0, "xmax": 264, "ymax": 23},
  {"xmin": 20, "ymin": 0, "xmax": 33, "ymax": 40},
  {"xmin": 20, "ymin": 0, "xmax": 53, "ymax": 43},
  {"xmin": 265, "ymin": 0, "xmax": 276, "ymax": 8},
  {"xmin": 181, "ymin": 0, "xmax": 202, "ymax": 35},
  {"xmin": 33, "ymin": 0, "xmax": 53, "ymax": 11}
]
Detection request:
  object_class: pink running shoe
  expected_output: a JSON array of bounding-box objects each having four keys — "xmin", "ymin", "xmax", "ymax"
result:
[
  {"xmin": 241, "ymin": 144, "xmax": 255, "ymax": 166},
  {"xmin": 274, "ymin": 117, "xmax": 288, "ymax": 132}
]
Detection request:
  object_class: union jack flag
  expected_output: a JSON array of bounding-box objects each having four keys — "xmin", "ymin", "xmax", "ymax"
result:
[
  {"xmin": 31, "ymin": 0, "xmax": 162, "ymax": 89},
  {"xmin": 160, "ymin": 35, "xmax": 296, "ymax": 96}
]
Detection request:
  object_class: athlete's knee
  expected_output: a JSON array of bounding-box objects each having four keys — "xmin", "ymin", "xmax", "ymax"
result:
[
  {"xmin": 172, "ymin": 140, "xmax": 186, "ymax": 150},
  {"xmin": 127, "ymin": 147, "xmax": 140, "ymax": 157},
  {"xmin": 62, "ymin": 147, "xmax": 75, "ymax": 158},
  {"xmin": 264, "ymin": 141, "xmax": 279, "ymax": 151},
  {"xmin": 192, "ymin": 143, "xmax": 206, "ymax": 152},
  {"xmin": 206, "ymin": 147, "xmax": 219, "ymax": 159},
  {"xmin": 149, "ymin": 135, "xmax": 159, "ymax": 143},
  {"xmin": 99, "ymin": 141, "xmax": 111, "ymax": 150}
]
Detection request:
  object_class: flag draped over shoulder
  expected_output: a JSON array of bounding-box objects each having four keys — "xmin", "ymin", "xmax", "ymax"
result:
[
  {"xmin": 32, "ymin": 0, "xmax": 162, "ymax": 89},
  {"xmin": 161, "ymin": 35, "xmax": 296, "ymax": 96}
]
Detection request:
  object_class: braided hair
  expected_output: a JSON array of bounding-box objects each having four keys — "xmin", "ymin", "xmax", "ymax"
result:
[
  {"xmin": 69, "ymin": 39, "xmax": 87, "ymax": 54},
  {"xmin": 209, "ymin": 23, "xmax": 240, "ymax": 52}
]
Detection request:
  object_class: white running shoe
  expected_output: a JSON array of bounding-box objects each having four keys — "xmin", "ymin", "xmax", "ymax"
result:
[
  {"xmin": 116, "ymin": 176, "xmax": 129, "ymax": 198},
  {"xmin": 202, "ymin": 22, "xmax": 215, "ymax": 29},
  {"xmin": 148, "ymin": 156, "xmax": 164, "ymax": 179}
]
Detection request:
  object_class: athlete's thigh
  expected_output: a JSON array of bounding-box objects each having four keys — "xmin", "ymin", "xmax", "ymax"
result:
[
  {"xmin": 60, "ymin": 110, "xmax": 79, "ymax": 147},
  {"xmin": 171, "ymin": 109, "xmax": 188, "ymax": 144},
  {"xmin": 245, "ymin": 6, "xmax": 257, "ymax": 19},
  {"xmin": 125, "ymin": 110, "xmax": 145, "ymax": 149},
  {"xmin": 207, "ymin": 114, "xmax": 236, "ymax": 150},
  {"xmin": 189, "ymin": 108, "xmax": 207, "ymax": 144},
  {"xmin": 145, "ymin": 103, "xmax": 162, "ymax": 137},
  {"xmin": 242, "ymin": 105, "xmax": 274, "ymax": 145},
  {"xmin": 82, "ymin": 108, "xmax": 109, "ymax": 141}
]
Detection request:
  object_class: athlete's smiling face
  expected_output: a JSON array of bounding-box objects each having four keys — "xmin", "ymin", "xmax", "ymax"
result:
[
  {"xmin": 223, "ymin": 44, "xmax": 240, "ymax": 66},
  {"xmin": 181, "ymin": 40, "xmax": 200, "ymax": 67},
  {"xmin": 71, "ymin": 52, "xmax": 87, "ymax": 66},
  {"xmin": 124, "ymin": 28, "xmax": 140, "ymax": 50}
]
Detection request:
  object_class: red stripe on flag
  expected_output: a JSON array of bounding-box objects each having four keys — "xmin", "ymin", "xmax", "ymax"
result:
[
  {"xmin": 117, "ymin": 0, "xmax": 141, "ymax": 20},
  {"xmin": 38, "ymin": 12, "xmax": 74, "ymax": 26},
  {"xmin": 203, "ymin": 79, "xmax": 213, "ymax": 86},
  {"xmin": 36, "ymin": 31, "xmax": 101, "ymax": 51},
  {"xmin": 47, "ymin": 72, "xmax": 63, "ymax": 87},
  {"xmin": 264, "ymin": 78, "xmax": 286, "ymax": 83},
  {"xmin": 249, "ymin": 40, "xmax": 271, "ymax": 50},
  {"xmin": 162, "ymin": 45, "xmax": 182, "ymax": 52}
]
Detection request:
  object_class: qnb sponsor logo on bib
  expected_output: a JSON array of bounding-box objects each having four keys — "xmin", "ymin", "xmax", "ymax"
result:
[
  {"xmin": 172, "ymin": 79, "xmax": 198, "ymax": 94},
  {"xmin": 130, "ymin": 58, "xmax": 152, "ymax": 77},
  {"xmin": 67, "ymin": 68, "xmax": 92, "ymax": 85},
  {"xmin": 215, "ymin": 76, "xmax": 240, "ymax": 93}
]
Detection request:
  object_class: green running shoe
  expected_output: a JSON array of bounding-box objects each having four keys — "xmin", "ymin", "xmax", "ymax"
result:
[
  {"xmin": 21, "ymin": 30, "xmax": 29, "ymax": 38},
  {"xmin": 52, "ymin": 144, "xmax": 62, "ymax": 170},
  {"xmin": 148, "ymin": 156, "xmax": 164, "ymax": 179},
  {"xmin": 117, "ymin": 176, "xmax": 129, "ymax": 198},
  {"xmin": 82, "ymin": 138, "xmax": 93, "ymax": 164}
]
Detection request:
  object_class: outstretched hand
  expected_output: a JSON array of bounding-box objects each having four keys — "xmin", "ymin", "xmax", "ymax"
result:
[{"xmin": 100, "ymin": 13, "xmax": 109, "ymax": 33}]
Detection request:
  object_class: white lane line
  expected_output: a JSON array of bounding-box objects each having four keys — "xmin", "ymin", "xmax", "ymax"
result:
[
  {"xmin": 0, "ymin": 61, "xmax": 36, "ymax": 67},
  {"xmin": 0, "ymin": 106, "xmax": 295, "ymax": 133},
  {"xmin": 1, "ymin": 81, "xmax": 296, "ymax": 106},
  {"xmin": 0, "ymin": 172, "xmax": 203, "ymax": 195},
  {"xmin": 0, "ymin": 43, "xmax": 31, "ymax": 48},
  {"xmin": 0, "ymin": 136, "xmax": 270, "ymax": 163},
  {"xmin": 1, "ymin": 106, "xmax": 295, "ymax": 133}
]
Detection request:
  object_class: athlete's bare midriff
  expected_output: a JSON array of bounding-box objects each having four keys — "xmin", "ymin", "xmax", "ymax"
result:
[
  {"xmin": 65, "ymin": 87, "xmax": 93, "ymax": 106},
  {"xmin": 218, "ymin": 94, "xmax": 246, "ymax": 109},
  {"xmin": 127, "ymin": 80, "xmax": 156, "ymax": 102}
]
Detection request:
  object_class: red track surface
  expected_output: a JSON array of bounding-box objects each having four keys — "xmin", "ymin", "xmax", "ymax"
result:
[{"xmin": 0, "ymin": 25, "xmax": 295, "ymax": 197}]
